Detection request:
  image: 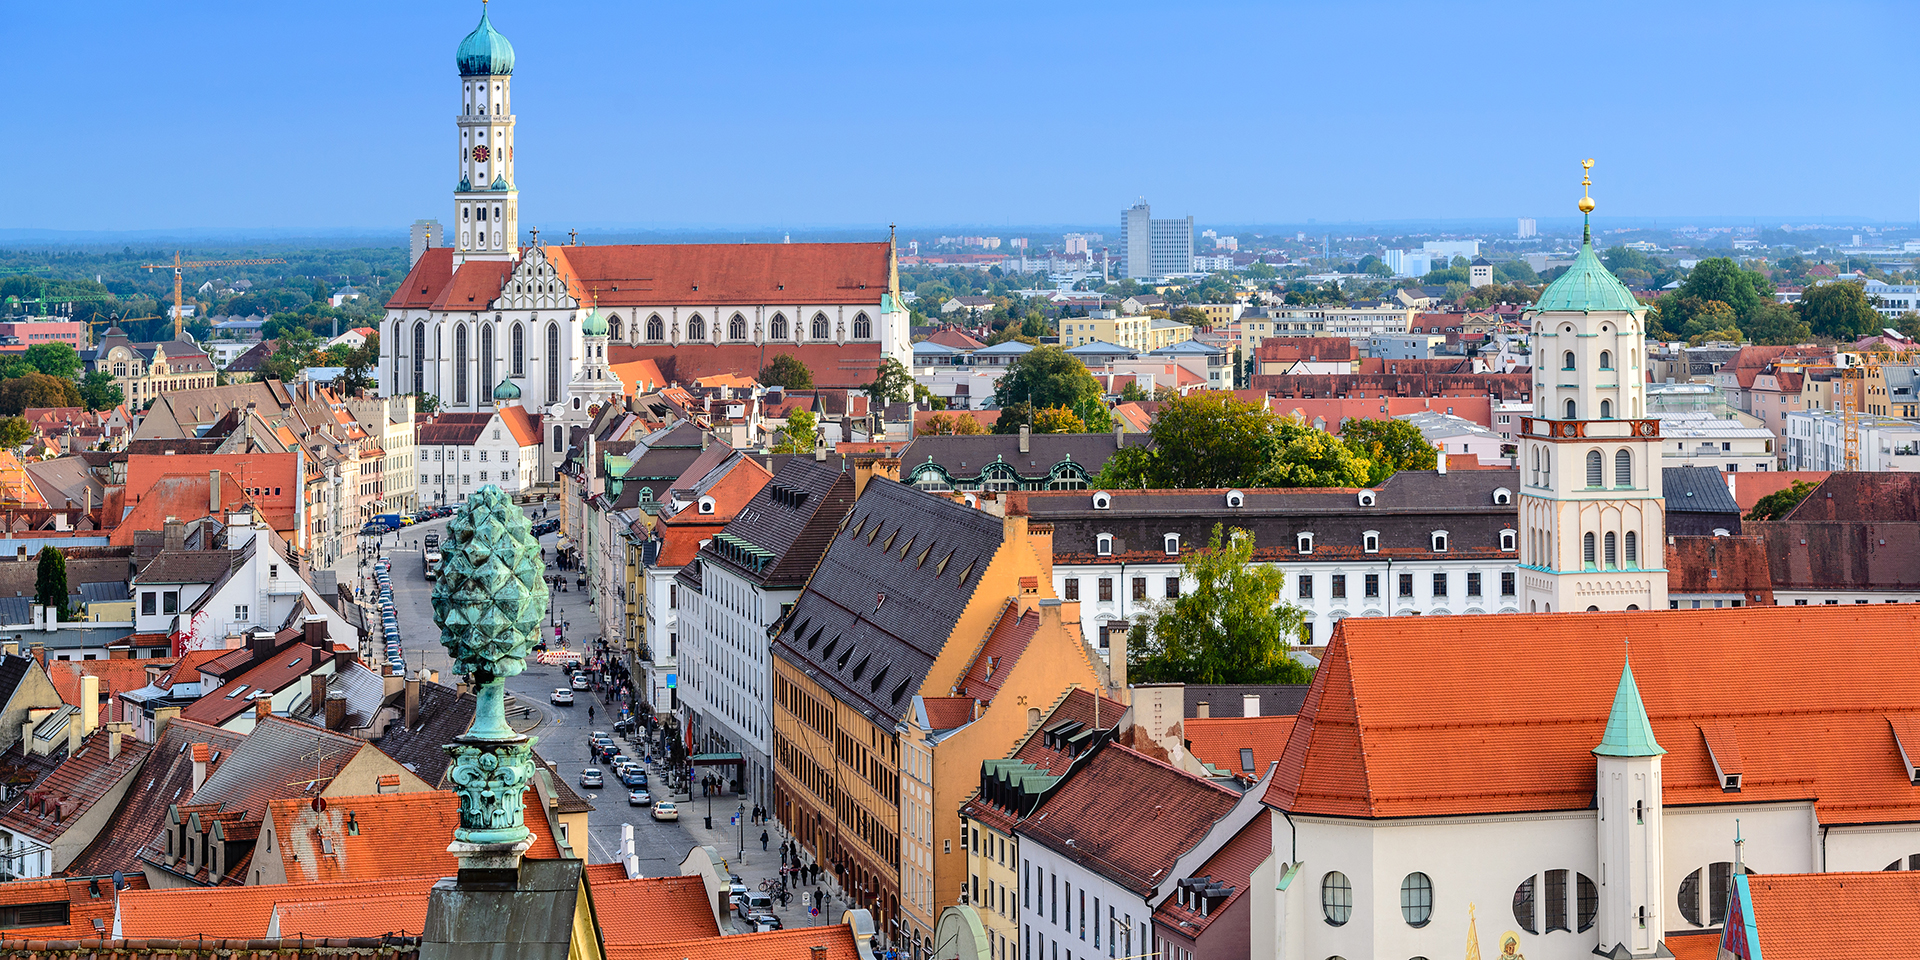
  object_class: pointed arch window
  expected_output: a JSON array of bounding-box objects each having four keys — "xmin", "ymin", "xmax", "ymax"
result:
[
  {"xmin": 646, "ymin": 314, "xmax": 664, "ymax": 342},
  {"xmin": 1624, "ymin": 530, "xmax": 1639, "ymax": 567},
  {"xmin": 510, "ymin": 322, "xmax": 525, "ymax": 377},
  {"xmin": 1586, "ymin": 450, "xmax": 1603, "ymax": 488},
  {"xmin": 546, "ymin": 323, "xmax": 560, "ymax": 402},
  {"xmin": 608, "ymin": 315, "xmax": 623, "ymax": 341},
  {"xmin": 688, "ymin": 315, "xmax": 706, "ymax": 342},
  {"xmin": 454, "ymin": 325, "xmax": 469, "ymax": 404},
  {"xmin": 770, "ymin": 313, "xmax": 789, "ymax": 340},
  {"xmin": 729, "ymin": 314, "xmax": 747, "ymax": 341},
  {"xmin": 480, "ymin": 323, "xmax": 495, "ymax": 391},
  {"xmin": 392, "ymin": 321, "xmax": 405, "ymax": 391},
  {"xmin": 812, "ymin": 313, "xmax": 830, "ymax": 340},
  {"xmin": 853, "ymin": 312, "xmax": 872, "ymax": 339},
  {"xmin": 412, "ymin": 322, "xmax": 427, "ymax": 395},
  {"xmin": 1615, "ymin": 449, "xmax": 1632, "ymax": 487}
]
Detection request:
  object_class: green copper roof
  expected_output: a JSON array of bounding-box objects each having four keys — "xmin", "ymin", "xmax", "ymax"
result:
[
  {"xmin": 1532, "ymin": 241, "xmax": 1643, "ymax": 315},
  {"xmin": 581, "ymin": 307, "xmax": 608, "ymax": 336},
  {"xmin": 491, "ymin": 377, "xmax": 521, "ymax": 401},
  {"xmin": 456, "ymin": 10, "xmax": 515, "ymax": 77},
  {"xmin": 1594, "ymin": 657, "xmax": 1665, "ymax": 757}
]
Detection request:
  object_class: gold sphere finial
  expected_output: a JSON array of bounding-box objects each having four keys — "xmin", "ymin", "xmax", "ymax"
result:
[{"xmin": 1578, "ymin": 158, "xmax": 1596, "ymax": 214}]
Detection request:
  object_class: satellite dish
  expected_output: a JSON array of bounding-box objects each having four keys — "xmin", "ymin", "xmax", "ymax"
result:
[
  {"xmin": 112, "ymin": 871, "xmax": 125, "ymax": 891},
  {"xmin": 311, "ymin": 795, "xmax": 327, "ymax": 812}
]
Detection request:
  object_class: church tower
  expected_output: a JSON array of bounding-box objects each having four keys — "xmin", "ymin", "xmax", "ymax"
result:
[
  {"xmin": 1518, "ymin": 160, "xmax": 1666, "ymax": 613},
  {"xmin": 566, "ymin": 306, "xmax": 622, "ymax": 409},
  {"xmin": 1593, "ymin": 652, "xmax": 1667, "ymax": 959},
  {"xmin": 453, "ymin": 6, "xmax": 519, "ymax": 264}
]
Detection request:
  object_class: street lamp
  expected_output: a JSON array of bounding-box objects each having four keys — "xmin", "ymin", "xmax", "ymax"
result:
[{"xmin": 737, "ymin": 801, "xmax": 746, "ymax": 861}]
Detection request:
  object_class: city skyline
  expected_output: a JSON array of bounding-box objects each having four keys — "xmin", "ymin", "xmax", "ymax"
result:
[{"xmin": 7, "ymin": 1, "xmax": 1919, "ymax": 232}]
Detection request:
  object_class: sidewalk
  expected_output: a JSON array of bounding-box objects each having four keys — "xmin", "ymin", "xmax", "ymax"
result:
[{"xmin": 671, "ymin": 787, "xmax": 851, "ymax": 933}]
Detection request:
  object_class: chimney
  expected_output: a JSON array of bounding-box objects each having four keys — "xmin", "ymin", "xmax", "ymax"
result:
[
  {"xmin": 80, "ymin": 675, "xmax": 99, "ymax": 736},
  {"xmin": 253, "ymin": 698, "xmax": 271, "ymax": 721},
  {"xmin": 1105, "ymin": 622, "xmax": 1128, "ymax": 696},
  {"xmin": 2, "ymin": 641, "xmax": 14, "ymax": 657},
  {"xmin": 383, "ymin": 669, "xmax": 404, "ymax": 698},
  {"xmin": 107, "ymin": 721, "xmax": 127, "ymax": 761},
  {"xmin": 302, "ymin": 615, "xmax": 327, "ymax": 649},
  {"xmin": 191, "ymin": 743, "xmax": 210, "ymax": 792},
  {"xmin": 1436, "ymin": 450, "xmax": 1447, "ymax": 475},
  {"xmin": 310, "ymin": 673, "xmax": 330, "ymax": 717},
  {"xmin": 154, "ymin": 704, "xmax": 183, "ymax": 740},
  {"xmin": 163, "ymin": 519, "xmax": 185, "ymax": 552},
  {"xmin": 813, "ymin": 444, "xmax": 826, "ymax": 462},
  {"xmin": 1018, "ymin": 423, "xmax": 1030, "ymax": 455},
  {"xmin": 405, "ymin": 672, "xmax": 422, "ymax": 730},
  {"xmin": 1196, "ymin": 700, "xmax": 1210, "ymax": 719},
  {"xmin": 324, "ymin": 692, "xmax": 347, "ymax": 731},
  {"xmin": 67, "ymin": 705, "xmax": 83, "ymax": 755},
  {"xmin": 1242, "ymin": 693, "xmax": 1261, "ymax": 718},
  {"xmin": 209, "ymin": 470, "xmax": 221, "ymax": 512},
  {"xmin": 427, "ymin": 669, "xmax": 440, "ymax": 685}
]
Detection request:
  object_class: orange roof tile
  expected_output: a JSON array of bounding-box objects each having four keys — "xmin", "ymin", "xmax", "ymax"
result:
[
  {"xmin": 1738, "ymin": 871, "xmax": 1920, "ymax": 958},
  {"xmin": 547, "ymin": 242, "xmax": 890, "ymax": 308},
  {"xmin": 1727, "ymin": 471, "xmax": 1830, "ymax": 512},
  {"xmin": 265, "ymin": 790, "xmax": 560, "ymax": 884},
  {"xmin": 117, "ymin": 875, "xmax": 443, "ymax": 940},
  {"xmin": 430, "ymin": 259, "xmax": 514, "ymax": 312},
  {"xmin": 0, "ymin": 875, "xmax": 146, "ymax": 941},
  {"xmin": 1183, "ymin": 715, "xmax": 1294, "ymax": 782},
  {"xmin": 591, "ymin": 874, "xmax": 721, "ymax": 944},
  {"xmin": 611, "ymin": 357, "xmax": 670, "ymax": 396},
  {"xmin": 498, "ymin": 403, "xmax": 542, "ymax": 447},
  {"xmin": 386, "ymin": 248, "xmax": 456, "ymax": 310},
  {"xmin": 47, "ymin": 658, "xmax": 161, "ymax": 724},
  {"xmin": 1267, "ymin": 606, "xmax": 1920, "ymax": 822},
  {"xmin": 270, "ymin": 893, "xmax": 431, "ymax": 939},
  {"xmin": 605, "ymin": 924, "xmax": 863, "ymax": 960}
]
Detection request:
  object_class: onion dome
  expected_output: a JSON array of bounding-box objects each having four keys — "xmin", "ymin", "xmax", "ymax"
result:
[
  {"xmin": 581, "ymin": 308, "xmax": 608, "ymax": 337},
  {"xmin": 456, "ymin": 9, "xmax": 515, "ymax": 77},
  {"xmin": 492, "ymin": 377, "xmax": 522, "ymax": 402}
]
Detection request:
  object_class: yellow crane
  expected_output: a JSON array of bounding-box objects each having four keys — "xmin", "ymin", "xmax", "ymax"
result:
[{"xmin": 140, "ymin": 252, "xmax": 286, "ymax": 340}]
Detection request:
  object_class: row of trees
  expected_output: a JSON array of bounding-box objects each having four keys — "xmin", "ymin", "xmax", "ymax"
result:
[{"xmin": 1094, "ymin": 392, "xmax": 1434, "ymax": 490}]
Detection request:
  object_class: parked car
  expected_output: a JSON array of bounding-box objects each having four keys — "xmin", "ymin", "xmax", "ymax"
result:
[
  {"xmin": 746, "ymin": 893, "xmax": 772, "ymax": 915},
  {"xmin": 651, "ymin": 801, "xmax": 678, "ymax": 821},
  {"xmin": 627, "ymin": 789, "xmax": 651, "ymax": 807},
  {"xmin": 571, "ymin": 674, "xmax": 590, "ymax": 691},
  {"xmin": 748, "ymin": 914, "xmax": 782, "ymax": 932},
  {"xmin": 551, "ymin": 689, "xmax": 575, "ymax": 706},
  {"xmin": 579, "ymin": 768, "xmax": 604, "ymax": 788},
  {"xmin": 620, "ymin": 769, "xmax": 647, "ymax": 788},
  {"xmin": 727, "ymin": 881, "xmax": 749, "ymax": 909}
]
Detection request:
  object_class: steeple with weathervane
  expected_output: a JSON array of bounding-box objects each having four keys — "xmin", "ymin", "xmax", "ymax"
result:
[
  {"xmin": 1517, "ymin": 159, "xmax": 1668, "ymax": 614},
  {"xmin": 1593, "ymin": 645, "xmax": 1667, "ymax": 958},
  {"xmin": 453, "ymin": 2, "xmax": 519, "ymax": 264}
]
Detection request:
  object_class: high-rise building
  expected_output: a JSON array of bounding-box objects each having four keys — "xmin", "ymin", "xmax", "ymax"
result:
[
  {"xmin": 1119, "ymin": 200, "xmax": 1193, "ymax": 279},
  {"xmin": 1518, "ymin": 217, "xmax": 1538, "ymax": 239},
  {"xmin": 409, "ymin": 220, "xmax": 443, "ymax": 266},
  {"xmin": 1518, "ymin": 170, "xmax": 1666, "ymax": 614}
]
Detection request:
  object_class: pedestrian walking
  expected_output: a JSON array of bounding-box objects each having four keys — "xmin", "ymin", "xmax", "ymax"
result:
[
  {"xmin": 760, "ymin": 829, "xmax": 769, "ymax": 852},
  {"xmin": 587, "ymin": 706, "xmax": 594, "ymax": 721}
]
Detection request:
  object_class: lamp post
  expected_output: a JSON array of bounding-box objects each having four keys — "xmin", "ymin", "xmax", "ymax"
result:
[{"xmin": 737, "ymin": 801, "xmax": 746, "ymax": 861}]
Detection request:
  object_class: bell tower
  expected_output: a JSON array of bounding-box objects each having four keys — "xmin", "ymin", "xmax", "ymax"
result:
[
  {"xmin": 1517, "ymin": 160, "xmax": 1667, "ymax": 614},
  {"xmin": 1593, "ymin": 650, "xmax": 1667, "ymax": 959},
  {"xmin": 453, "ymin": 4, "xmax": 519, "ymax": 264}
]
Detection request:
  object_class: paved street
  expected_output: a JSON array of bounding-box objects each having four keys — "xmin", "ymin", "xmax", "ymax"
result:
[{"xmin": 368, "ymin": 507, "xmax": 849, "ymax": 932}]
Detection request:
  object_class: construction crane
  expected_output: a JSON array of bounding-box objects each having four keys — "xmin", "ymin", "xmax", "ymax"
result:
[
  {"xmin": 88, "ymin": 314, "xmax": 160, "ymax": 348},
  {"xmin": 141, "ymin": 252, "xmax": 286, "ymax": 340}
]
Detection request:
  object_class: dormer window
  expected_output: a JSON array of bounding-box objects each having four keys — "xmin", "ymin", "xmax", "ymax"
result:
[
  {"xmin": 1363, "ymin": 531, "xmax": 1380, "ymax": 554},
  {"xmin": 698, "ymin": 496, "xmax": 716, "ymax": 515},
  {"xmin": 1298, "ymin": 532, "xmax": 1314, "ymax": 554},
  {"xmin": 1164, "ymin": 534, "xmax": 1180, "ymax": 556},
  {"xmin": 1357, "ymin": 490, "xmax": 1376, "ymax": 507},
  {"xmin": 1092, "ymin": 491, "xmax": 1111, "ymax": 510},
  {"xmin": 1493, "ymin": 487, "xmax": 1512, "ymax": 505},
  {"xmin": 1501, "ymin": 530, "xmax": 1517, "ymax": 552},
  {"xmin": 1225, "ymin": 490, "xmax": 1244, "ymax": 508},
  {"xmin": 1096, "ymin": 534, "xmax": 1113, "ymax": 557},
  {"xmin": 1431, "ymin": 531, "xmax": 1449, "ymax": 552}
]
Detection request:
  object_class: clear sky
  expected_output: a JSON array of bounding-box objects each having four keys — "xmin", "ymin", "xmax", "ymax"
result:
[{"xmin": 6, "ymin": 0, "xmax": 1917, "ymax": 233}]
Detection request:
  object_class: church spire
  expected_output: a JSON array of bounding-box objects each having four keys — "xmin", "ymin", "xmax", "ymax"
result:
[
  {"xmin": 1595, "ymin": 646, "xmax": 1664, "ymax": 757},
  {"xmin": 1579, "ymin": 158, "xmax": 1596, "ymax": 245}
]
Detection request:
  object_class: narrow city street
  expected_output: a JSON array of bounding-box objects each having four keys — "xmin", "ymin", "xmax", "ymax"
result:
[{"xmin": 365, "ymin": 506, "xmax": 845, "ymax": 932}]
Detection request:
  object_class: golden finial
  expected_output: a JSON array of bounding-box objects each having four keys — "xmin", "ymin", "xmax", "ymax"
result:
[{"xmin": 1578, "ymin": 159, "xmax": 1596, "ymax": 214}]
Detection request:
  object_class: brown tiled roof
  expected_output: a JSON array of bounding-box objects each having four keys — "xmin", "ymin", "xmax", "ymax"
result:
[
  {"xmin": 1017, "ymin": 743, "xmax": 1239, "ymax": 895},
  {"xmin": 179, "ymin": 643, "xmax": 334, "ymax": 727},
  {"xmin": 591, "ymin": 874, "xmax": 721, "ymax": 944},
  {"xmin": 68, "ymin": 719, "xmax": 245, "ymax": 877},
  {"xmin": 48, "ymin": 658, "xmax": 159, "ymax": 725},
  {"xmin": 1152, "ymin": 817, "xmax": 1270, "ymax": 941},
  {"xmin": 956, "ymin": 601, "xmax": 1037, "ymax": 703},
  {"xmin": 134, "ymin": 547, "xmax": 241, "ymax": 585},
  {"xmin": 0, "ymin": 730, "xmax": 155, "ymax": 843},
  {"xmin": 1665, "ymin": 535, "xmax": 1775, "ymax": 603},
  {"xmin": 921, "ymin": 697, "xmax": 977, "ymax": 731},
  {"xmin": 546, "ymin": 242, "xmax": 889, "ymax": 308}
]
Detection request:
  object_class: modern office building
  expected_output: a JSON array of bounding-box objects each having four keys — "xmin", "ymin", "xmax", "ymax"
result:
[{"xmin": 1119, "ymin": 200, "xmax": 1193, "ymax": 279}]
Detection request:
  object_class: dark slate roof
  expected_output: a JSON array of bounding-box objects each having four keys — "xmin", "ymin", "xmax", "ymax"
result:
[
  {"xmin": 772, "ymin": 479, "xmax": 1007, "ymax": 720},
  {"xmin": 419, "ymin": 857, "xmax": 584, "ymax": 960},
  {"xmin": 180, "ymin": 715, "xmax": 366, "ymax": 821},
  {"xmin": 136, "ymin": 550, "xmax": 241, "ymax": 585},
  {"xmin": 0, "ymin": 655, "xmax": 34, "ymax": 710},
  {"xmin": 68, "ymin": 718, "xmax": 246, "ymax": 876},
  {"xmin": 0, "ymin": 598, "xmax": 29, "ymax": 626},
  {"xmin": 702, "ymin": 457, "xmax": 858, "ymax": 588},
  {"xmin": 368, "ymin": 682, "xmax": 475, "ymax": 786},
  {"xmin": 1181, "ymin": 685, "xmax": 1309, "ymax": 719},
  {"xmin": 79, "ymin": 581, "xmax": 131, "ymax": 603},
  {"xmin": 901, "ymin": 432, "xmax": 1148, "ymax": 483},
  {"xmin": 1663, "ymin": 466, "xmax": 1742, "ymax": 515}
]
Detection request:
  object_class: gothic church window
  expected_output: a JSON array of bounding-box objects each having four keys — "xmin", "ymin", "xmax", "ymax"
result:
[
  {"xmin": 854, "ymin": 313, "xmax": 872, "ymax": 339},
  {"xmin": 729, "ymin": 314, "xmax": 747, "ymax": 341},
  {"xmin": 480, "ymin": 324, "xmax": 494, "ymax": 387},
  {"xmin": 688, "ymin": 315, "xmax": 706, "ymax": 341},
  {"xmin": 812, "ymin": 313, "xmax": 829, "ymax": 340},
  {"xmin": 608, "ymin": 315, "xmax": 622, "ymax": 341},
  {"xmin": 455, "ymin": 325, "xmax": 469, "ymax": 404},
  {"xmin": 413, "ymin": 322, "xmax": 427, "ymax": 395},
  {"xmin": 770, "ymin": 313, "xmax": 788, "ymax": 340},
  {"xmin": 511, "ymin": 322, "xmax": 525, "ymax": 377},
  {"xmin": 546, "ymin": 323, "xmax": 559, "ymax": 401},
  {"xmin": 647, "ymin": 315, "xmax": 664, "ymax": 341}
]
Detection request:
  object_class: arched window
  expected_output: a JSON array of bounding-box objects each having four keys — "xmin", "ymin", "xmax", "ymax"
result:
[
  {"xmin": 1586, "ymin": 450, "xmax": 1603, "ymax": 487},
  {"xmin": 510, "ymin": 322, "xmax": 525, "ymax": 377},
  {"xmin": 770, "ymin": 313, "xmax": 788, "ymax": 340},
  {"xmin": 480, "ymin": 323, "xmax": 494, "ymax": 392},
  {"xmin": 607, "ymin": 315, "xmax": 622, "ymax": 341},
  {"xmin": 1164, "ymin": 533, "xmax": 1180, "ymax": 555},
  {"xmin": 1562, "ymin": 351, "xmax": 1576, "ymax": 370},
  {"xmin": 812, "ymin": 313, "xmax": 830, "ymax": 340},
  {"xmin": 1604, "ymin": 531, "xmax": 1618, "ymax": 568},
  {"xmin": 1615, "ymin": 449, "xmax": 1632, "ymax": 486},
  {"xmin": 853, "ymin": 312, "xmax": 872, "ymax": 339},
  {"xmin": 1565, "ymin": 399, "xmax": 1577, "ymax": 419},
  {"xmin": 729, "ymin": 314, "xmax": 747, "ymax": 341},
  {"xmin": 546, "ymin": 323, "xmax": 560, "ymax": 402},
  {"xmin": 392, "ymin": 321, "xmax": 405, "ymax": 391},
  {"xmin": 1599, "ymin": 350, "xmax": 1613, "ymax": 370},
  {"xmin": 1321, "ymin": 872, "xmax": 1352, "ymax": 926},
  {"xmin": 688, "ymin": 315, "xmax": 706, "ymax": 342},
  {"xmin": 551, "ymin": 424, "xmax": 563, "ymax": 453},
  {"xmin": 412, "ymin": 322, "xmax": 427, "ymax": 394},
  {"xmin": 646, "ymin": 314, "xmax": 664, "ymax": 342},
  {"xmin": 1400, "ymin": 873, "xmax": 1432, "ymax": 928},
  {"xmin": 1600, "ymin": 399, "xmax": 1612, "ymax": 419},
  {"xmin": 454, "ymin": 325, "xmax": 469, "ymax": 404},
  {"xmin": 1624, "ymin": 530, "xmax": 1638, "ymax": 567},
  {"xmin": 1583, "ymin": 532, "xmax": 1596, "ymax": 567}
]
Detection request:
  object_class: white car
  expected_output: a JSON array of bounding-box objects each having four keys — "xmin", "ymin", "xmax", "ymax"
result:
[
  {"xmin": 651, "ymin": 800, "xmax": 679, "ymax": 821},
  {"xmin": 550, "ymin": 689, "xmax": 575, "ymax": 705},
  {"xmin": 571, "ymin": 674, "xmax": 591, "ymax": 691}
]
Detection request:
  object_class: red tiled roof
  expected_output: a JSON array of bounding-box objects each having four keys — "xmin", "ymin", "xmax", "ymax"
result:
[
  {"xmin": 0, "ymin": 874, "xmax": 148, "ymax": 941},
  {"xmin": 1255, "ymin": 337, "xmax": 1355, "ymax": 363},
  {"xmin": 498, "ymin": 403, "xmax": 542, "ymax": 447},
  {"xmin": 1, "ymin": 730, "xmax": 155, "ymax": 843},
  {"xmin": 921, "ymin": 697, "xmax": 978, "ymax": 731},
  {"xmin": 265, "ymin": 790, "xmax": 561, "ymax": 883},
  {"xmin": 1727, "ymin": 471, "xmax": 1830, "ymax": 512},
  {"xmin": 179, "ymin": 642, "xmax": 333, "ymax": 727},
  {"xmin": 430, "ymin": 259, "xmax": 514, "ymax": 312},
  {"xmin": 547, "ymin": 242, "xmax": 890, "ymax": 308},
  {"xmin": 117, "ymin": 875, "xmax": 443, "ymax": 939},
  {"xmin": 958, "ymin": 601, "xmax": 1038, "ymax": 703},
  {"xmin": 591, "ymin": 874, "xmax": 720, "ymax": 944},
  {"xmin": 1704, "ymin": 871, "xmax": 1920, "ymax": 959},
  {"xmin": 604, "ymin": 924, "xmax": 863, "ymax": 960},
  {"xmin": 610, "ymin": 343, "xmax": 884, "ymax": 391},
  {"xmin": 611, "ymin": 357, "xmax": 670, "ymax": 396},
  {"xmin": 1665, "ymin": 536, "xmax": 1775, "ymax": 603},
  {"xmin": 269, "ymin": 893, "xmax": 431, "ymax": 939},
  {"xmin": 1183, "ymin": 716, "xmax": 1294, "ymax": 782},
  {"xmin": 110, "ymin": 472, "xmax": 256, "ymax": 546},
  {"xmin": 1266, "ymin": 606, "xmax": 1920, "ymax": 823},
  {"xmin": 1152, "ymin": 817, "xmax": 1270, "ymax": 940},
  {"xmin": 48, "ymin": 659, "xmax": 160, "ymax": 725},
  {"xmin": 926, "ymin": 327, "xmax": 986, "ymax": 350},
  {"xmin": 1020, "ymin": 744, "xmax": 1240, "ymax": 895},
  {"xmin": 385, "ymin": 248, "xmax": 456, "ymax": 310}
]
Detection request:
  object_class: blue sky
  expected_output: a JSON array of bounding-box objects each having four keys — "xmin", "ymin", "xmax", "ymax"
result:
[{"xmin": 5, "ymin": 0, "xmax": 1917, "ymax": 233}]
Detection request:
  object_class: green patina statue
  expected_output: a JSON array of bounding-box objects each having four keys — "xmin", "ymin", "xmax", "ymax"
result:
[{"xmin": 431, "ymin": 485, "xmax": 547, "ymax": 851}]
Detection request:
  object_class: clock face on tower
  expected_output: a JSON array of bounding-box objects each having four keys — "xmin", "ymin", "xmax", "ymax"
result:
[{"xmin": 472, "ymin": 144, "xmax": 491, "ymax": 163}]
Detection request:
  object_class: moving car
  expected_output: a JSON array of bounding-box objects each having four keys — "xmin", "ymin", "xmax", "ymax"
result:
[
  {"xmin": 571, "ymin": 674, "xmax": 590, "ymax": 691},
  {"xmin": 651, "ymin": 801, "xmax": 678, "ymax": 821},
  {"xmin": 627, "ymin": 789, "xmax": 651, "ymax": 807},
  {"xmin": 579, "ymin": 768, "xmax": 604, "ymax": 788},
  {"xmin": 551, "ymin": 689, "xmax": 575, "ymax": 706}
]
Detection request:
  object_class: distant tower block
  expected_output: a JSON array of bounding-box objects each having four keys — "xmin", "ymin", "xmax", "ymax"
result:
[
  {"xmin": 411, "ymin": 220, "xmax": 444, "ymax": 267},
  {"xmin": 1518, "ymin": 217, "xmax": 1538, "ymax": 239}
]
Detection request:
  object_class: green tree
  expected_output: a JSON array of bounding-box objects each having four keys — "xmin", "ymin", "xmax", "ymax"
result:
[
  {"xmin": 1172, "ymin": 305, "xmax": 1212, "ymax": 330},
  {"xmin": 0, "ymin": 372, "xmax": 83, "ymax": 415},
  {"xmin": 1797, "ymin": 281, "xmax": 1883, "ymax": 340},
  {"xmin": 1095, "ymin": 392, "xmax": 1370, "ymax": 489},
  {"xmin": 758, "ymin": 353, "xmax": 815, "ymax": 390},
  {"xmin": 21, "ymin": 342, "xmax": 80, "ymax": 380},
  {"xmin": 260, "ymin": 326, "xmax": 322, "ymax": 383},
  {"xmin": 1118, "ymin": 380, "xmax": 1153, "ymax": 402},
  {"xmin": 772, "ymin": 409, "xmax": 818, "ymax": 453},
  {"xmin": 1127, "ymin": 524, "xmax": 1313, "ymax": 685},
  {"xmin": 1660, "ymin": 257, "xmax": 1773, "ymax": 331},
  {"xmin": 1742, "ymin": 301, "xmax": 1812, "ymax": 345},
  {"xmin": 417, "ymin": 392, "xmax": 441, "ymax": 414},
  {"xmin": 993, "ymin": 345, "xmax": 1103, "ymax": 424},
  {"xmin": 1340, "ymin": 418, "xmax": 1438, "ymax": 486},
  {"xmin": 921, "ymin": 411, "xmax": 986, "ymax": 435},
  {"xmin": 1020, "ymin": 312, "xmax": 1050, "ymax": 339},
  {"xmin": 1682, "ymin": 299, "xmax": 1740, "ymax": 340},
  {"xmin": 863, "ymin": 357, "xmax": 913, "ymax": 403},
  {"xmin": 1746, "ymin": 479, "xmax": 1818, "ymax": 521},
  {"xmin": 34, "ymin": 546, "xmax": 70, "ymax": 621},
  {"xmin": 0, "ymin": 417, "xmax": 30, "ymax": 449},
  {"xmin": 1030, "ymin": 406, "xmax": 1086, "ymax": 434},
  {"xmin": 1686, "ymin": 326, "xmax": 1745, "ymax": 347}
]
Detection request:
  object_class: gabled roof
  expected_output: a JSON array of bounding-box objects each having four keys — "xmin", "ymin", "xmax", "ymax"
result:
[
  {"xmin": 701, "ymin": 456, "xmax": 857, "ymax": 587},
  {"xmin": 0, "ymin": 874, "xmax": 149, "ymax": 941},
  {"xmin": 1152, "ymin": 816, "xmax": 1270, "ymax": 940},
  {"xmin": 117, "ymin": 874, "xmax": 443, "ymax": 940},
  {"xmin": 1183, "ymin": 716, "xmax": 1295, "ymax": 781},
  {"xmin": 1662, "ymin": 466, "xmax": 1742, "ymax": 515},
  {"xmin": 604, "ymin": 924, "xmax": 864, "ymax": 960},
  {"xmin": 179, "ymin": 641, "xmax": 335, "ymax": 727},
  {"xmin": 0, "ymin": 729, "xmax": 154, "ymax": 843},
  {"xmin": 590, "ymin": 874, "xmax": 721, "ymax": 944},
  {"xmin": 68, "ymin": 719, "xmax": 245, "ymax": 877},
  {"xmin": 1266, "ymin": 606, "xmax": 1920, "ymax": 823},
  {"xmin": 386, "ymin": 248, "xmax": 456, "ymax": 310},
  {"xmin": 609, "ymin": 342, "xmax": 884, "ymax": 391},
  {"xmin": 547, "ymin": 241, "xmax": 891, "ymax": 307},
  {"xmin": 265, "ymin": 789, "xmax": 561, "ymax": 883}
]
